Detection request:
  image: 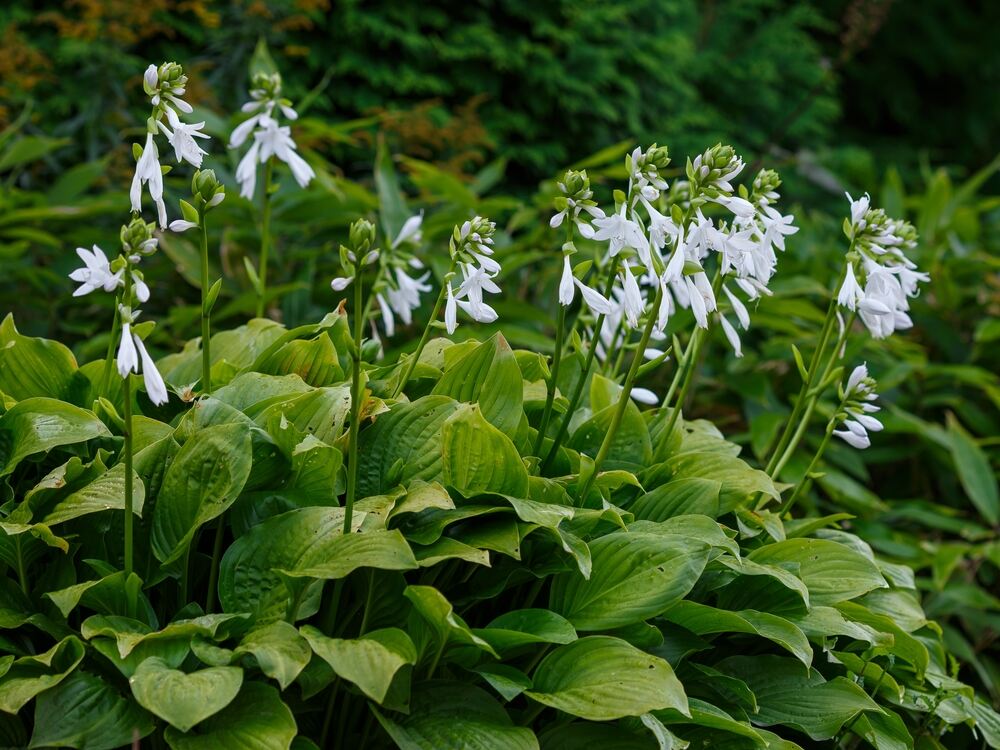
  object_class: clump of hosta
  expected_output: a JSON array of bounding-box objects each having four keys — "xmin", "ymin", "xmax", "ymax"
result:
[
  {"xmin": 131, "ymin": 62, "xmax": 210, "ymax": 227},
  {"xmin": 837, "ymin": 192, "xmax": 928, "ymax": 338},
  {"xmin": 230, "ymin": 71, "xmax": 315, "ymax": 199}
]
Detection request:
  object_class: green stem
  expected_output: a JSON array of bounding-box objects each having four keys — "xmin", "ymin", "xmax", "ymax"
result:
[
  {"xmin": 319, "ymin": 679, "xmax": 340, "ymax": 748},
  {"xmin": 199, "ymin": 208, "xmax": 212, "ymax": 394},
  {"xmin": 532, "ymin": 303, "xmax": 567, "ymax": 457},
  {"xmin": 358, "ymin": 569, "xmax": 375, "ymax": 636},
  {"xmin": 343, "ymin": 256, "xmax": 365, "ymax": 536},
  {"xmin": 780, "ymin": 417, "xmax": 836, "ymax": 516},
  {"xmin": 660, "ymin": 326, "xmax": 706, "ymax": 444},
  {"xmin": 98, "ymin": 298, "xmax": 121, "ymax": 400},
  {"xmin": 204, "ymin": 517, "xmax": 225, "ymax": 613},
  {"xmin": 122, "ymin": 359, "xmax": 134, "ymax": 581},
  {"xmin": 769, "ymin": 310, "xmax": 855, "ymax": 481},
  {"xmin": 766, "ymin": 269, "xmax": 846, "ymax": 475},
  {"xmin": 392, "ymin": 261, "xmax": 456, "ymax": 398},
  {"xmin": 602, "ymin": 319, "xmax": 625, "ymax": 376},
  {"xmin": 255, "ymin": 159, "xmax": 275, "ymax": 319},
  {"xmin": 540, "ymin": 257, "xmax": 620, "ymax": 472},
  {"xmin": 577, "ymin": 283, "xmax": 664, "ymax": 503}
]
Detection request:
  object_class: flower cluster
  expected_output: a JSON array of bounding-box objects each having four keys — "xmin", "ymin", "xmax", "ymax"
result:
[
  {"xmin": 445, "ymin": 216, "xmax": 501, "ymax": 334},
  {"xmin": 837, "ymin": 193, "xmax": 927, "ymax": 339},
  {"xmin": 69, "ymin": 218, "xmax": 169, "ymax": 405},
  {"xmin": 833, "ymin": 363, "xmax": 882, "ymax": 450},
  {"xmin": 131, "ymin": 62, "xmax": 210, "ymax": 228},
  {"xmin": 575, "ymin": 144, "xmax": 798, "ymax": 361},
  {"xmin": 375, "ymin": 214, "xmax": 432, "ymax": 338},
  {"xmin": 230, "ymin": 72, "xmax": 315, "ymax": 200}
]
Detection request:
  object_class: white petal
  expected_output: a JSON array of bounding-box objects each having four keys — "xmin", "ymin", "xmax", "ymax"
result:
[
  {"xmin": 117, "ymin": 324, "xmax": 138, "ymax": 377},
  {"xmin": 135, "ymin": 335, "xmax": 169, "ymax": 405},
  {"xmin": 169, "ymin": 219, "xmax": 199, "ymax": 233},
  {"xmin": 630, "ymin": 387, "xmax": 659, "ymax": 405},
  {"xmin": 719, "ymin": 315, "xmax": 743, "ymax": 357},
  {"xmin": 575, "ymin": 279, "xmax": 613, "ymax": 315},
  {"xmin": 445, "ymin": 284, "xmax": 458, "ymax": 334},
  {"xmin": 558, "ymin": 256, "xmax": 575, "ymax": 306}
]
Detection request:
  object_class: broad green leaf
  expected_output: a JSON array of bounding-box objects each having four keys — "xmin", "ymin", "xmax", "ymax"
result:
[
  {"xmin": 571, "ymin": 387, "xmax": 652, "ymax": 471},
  {"xmin": 301, "ymin": 625, "xmax": 416, "ymax": 704},
  {"xmin": 946, "ymin": 413, "xmax": 999, "ymax": 524},
  {"xmin": 549, "ymin": 531, "xmax": 709, "ymax": 630},
  {"xmin": 441, "ymin": 404, "xmax": 530, "ymax": 497},
  {"xmin": 163, "ymin": 682, "xmax": 297, "ymax": 750},
  {"xmin": 475, "ymin": 663, "xmax": 532, "ymax": 702},
  {"xmin": 46, "ymin": 572, "xmax": 147, "ymax": 619},
  {"xmin": 474, "ymin": 609, "xmax": 578, "ymax": 654},
  {"xmin": 253, "ymin": 385, "xmax": 353, "ymax": 446},
  {"xmin": 129, "ymin": 657, "xmax": 242, "ymax": 732},
  {"xmin": 748, "ymin": 538, "xmax": 887, "ymax": 606},
  {"xmin": 83, "ymin": 613, "xmax": 248, "ymax": 660},
  {"xmin": 526, "ymin": 636, "xmax": 688, "ymax": 721},
  {"xmin": 668, "ymin": 452, "xmax": 779, "ymax": 508},
  {"xmin": 432, "ymin": 333, "xmax": 524, "ymax": 434},
  {"xmin": 717, "ymin": 655, "xmax": 883, "ymax": 740},
  {"xmin": 629, "ymin": 478, "xmax": 723, "ymax": 520},
  {"xmin": 663, "ymin": 601, "xmax": 812, "ymax": 667},
  {"xmin": 655, "ymin": 698, "xmax": 767, "ymax": 745},
  {"xmin": 539, "ymin": 722, "xmax": 660, "ymax": 749},
  {"xmin": 372, "ymin": 681, "xmax": 537, "ymax": 750},
  {"xmin": 357, "ymin": 395, "xmax": 461, "ymax": 496},
  {"xmin": 152, "ymin": 422, "xmax": 253, "ymax": 564},
  {"xmin": 233, "ymin": 621, "xmax": 310, "ymax": 690},
  {"xmin": 212, "ymin": 372, "xmax": 312, "ymax": 414},
  {"xmin": 0, "ymin": 636, "xmax": 85, "ymax": 713},
  {"xmin": 403, "ymin": 585, "xmax": 498, "ymax": 657},
  {"xmin": 0, "ymin": 398, "xmax": 109, "ymax": 477},
  {"xmin": 259, "ymin": 334, "xmax": 345, "ymax": 386},
  {"xmin": 29, "ymin": 670, "xmax": 154, "ymax": 750},
  {"xmin": 42, "ymin": 462, "xmax": 145, "ymax": 526},
  {"xmin": 850, "ymin": 709, "xmax": 913, "ymax": 750},
  {"xmin": 219, "ymin": 508, "xmax": 416, "ymax": 621},
  {"xmin": 0, "ymin": 314, "xmax": 80, "ymax": 401}
]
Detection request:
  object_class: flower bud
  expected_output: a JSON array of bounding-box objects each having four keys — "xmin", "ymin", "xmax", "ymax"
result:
[
  {"xmin": 348, "ymin": 218, "xmax": 377, "ymax": 257},
  {"xmin": 120, "ymin": 218, "xmax": 157, "ymax": 255},
  {"xmin": 192, "ymin": 169, "xmax": 224, "ymax": 206}
]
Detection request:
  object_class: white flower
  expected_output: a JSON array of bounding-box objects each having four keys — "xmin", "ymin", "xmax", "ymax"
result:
[
  {"xmin": 641, "ymin": 199, "xmax": 679, "ymax": 252},
  {"xmin": 576, "ymin": 280, "xmax": 613, "ymax": 316},
  {"xmin": 159, "ymin": 107, "xmax": 209, "ymax": 167},
  {"xmin": 130, "ymin": 133, "xmax": 167, "ymax": 228},
  {"xmin": 392, "ymin": 212, "xmax": 424, "ymax": 249},
  {"xmin": 456, "ymin": 263, "xmax": 500, "ymax": 324},
  {"xmin": 235, "ymin": 140, "xmax": 261, "ymax": 199},
  {"xmin": 630, "ymin": 387, "xmax": 659, "ymax": 405},
  {"xmin": 846, "ymin": 363, "xmax": 869, "ymax": 393},
  {"xmin": 134, "ymin": 335, "xmax": 169, "ymax": 405},
  {"xmin": 117, "ymin": 323, "xmax": 138, "ymax": 377},
  {"xmin": 714, "ymin": 195, "xmax": 756, "ymax": 221},
  {"xmin": 592, "ymin": 205, "xmax": 646, "ymax": 257},
  {"xmin": 723, "ymin": 284, "xmax": 750, "ymax": 329},
  {"xmin": 69, "ymin": 245, "xmax": 123, "ymax": 297},
  {"xmin": 383, "ymin": 268, "xmax": 432, "ymax": 332},
  {"xmin": 143, "ymin": 64, "xmax": 158, "ymax": 91},
  {"xmin": 132, "ymin": 273, "xmax": 150, "ymax": 303},
  {"xmin": 718, "ymin": 314, "xmax": 743, "ymax": 357},
  {"xmin": 558, "ymin": 255, "xmax": 575, "ymax": 306},
  {"xmin": 837, "ymin": 262, "xmax": 864, "ymax": 311},
  {"xmin": 621, "ymin": 264, "xmax": 644, "ymax": 328},
  {"xmin": 330, "ymin": 276, "xmax": 353, "ymax": 292},
  {"xmin": 169, "ymin": 219, "xmax": 199, "ymax": 233},
  {"xmin": 445, "ymin": 282, "xmax": 458, "ymax": 334},
  {"xmin": 759, "ymin": 205, "xmax": 799, "ymax": 252},
  {"xmin": 257, "ymin": 119, "xmax": 315, "ymax": 188},
  {"xmin": 846, "ymin": 192, "xmax": 871, "ymax": 229},
  {"xmin": 834, "ymin": 428, "xmax": 871, "ymax": 450}
]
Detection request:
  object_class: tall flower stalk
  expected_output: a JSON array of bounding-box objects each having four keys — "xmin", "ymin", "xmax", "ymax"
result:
[
  {"xmin": 169, "ymin": 170, "xmax": 226, "ymax": 392},
  {"xmin": 230, "ymin": 72, "xmax": 314, "ymax": 318},
  {"xmin": 392, "ymin": 216, "xmax": 501, "ymax": 398}
]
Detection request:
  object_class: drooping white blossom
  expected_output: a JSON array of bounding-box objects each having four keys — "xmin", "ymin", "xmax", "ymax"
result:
[{"xmin": 833, "ymin": 363, "xmax": 881, "ymax": 450}]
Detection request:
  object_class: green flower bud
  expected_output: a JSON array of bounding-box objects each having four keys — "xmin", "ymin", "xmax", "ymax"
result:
[
  {"xmin": 120, "ymin": 218, "xmax": 157, "ymax": 255},
  {"xmin": 192, "ymin": 169, "xmax": 224, "ymax": 205},
  {"xmin": 348, "ymin": 218, "xmax": 377, "ymax": 257}
]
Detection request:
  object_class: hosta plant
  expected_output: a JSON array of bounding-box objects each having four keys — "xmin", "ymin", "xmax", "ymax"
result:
[{"xmin": 0, "ymin": 60, "xmax": 998, "ymax": 750}]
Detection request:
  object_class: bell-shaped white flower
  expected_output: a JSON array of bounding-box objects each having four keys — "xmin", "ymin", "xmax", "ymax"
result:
[
  {"xmin": 833, "ymin": 428, "xmax": 871, "ymax": 450},
  {"xmin": 117, "ymin": 323, "xmax": 139, "ymax": 377},
  {"xmin": 630, "ymin": 387, "xmax": 659, "ymax": 405},
  {"xmin": 592, "ymin": 205, "xmax": 646, "ymax": 257},
  {"xmin": 392, "ymin": 212, "xmax": 424, "ymax": 249},
  {"xmin": 159, "ymin": 107, "xmax": 210, "ymax": 168},
  {"xmin": 837, "ymin": 262, "xmax": 864, "ymax": 311},
  {"xmin": 169, "ymin": 219, "xmax": 199, "ymax": 233},
  {"xmin": 134, "ymin": 334, "xmax": 169, "ymax": 405},
  {"xmin": 558, "ymin": 255, "xmax": 575, "ymax": 306},
  {"xmin": 621, "ymin": 264, "xmax": 644, "ymax": 328},
  {"xmin": 718, "ymin": 314, "xmax": 743, "ymax": 358},
  {"xmin": 130, "ymin": 133, "xmax": 167, "ymax": 228},
  {"xmin": 330, "ymin": 276, "xmax": 353, "ymax": 292},
  {"xmin": 69, "ymin": 245, "xmax": 123, "ymax": 297},
  {"xmin": 132, "ymin": 273, "xmax": 150, "ymax": 303},
  {"xmin": 445, "ymin": 282, "xmax": 458, "ymax": 334}
]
